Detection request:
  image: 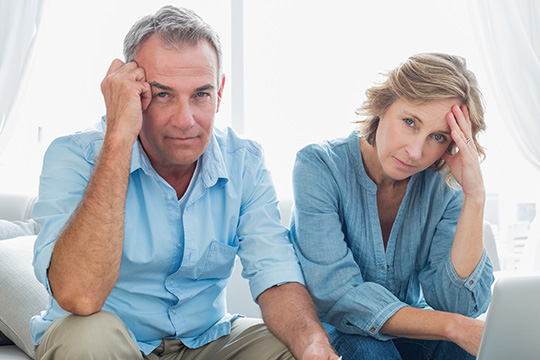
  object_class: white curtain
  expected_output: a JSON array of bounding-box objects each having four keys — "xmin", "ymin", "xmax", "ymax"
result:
[
  {"xmin": 0, "ymin": 0, "xmax": 45, "ymax": 155},
  {"xmin": 470, "ymin": 0, "xmax": 540, "ymax": 171}
]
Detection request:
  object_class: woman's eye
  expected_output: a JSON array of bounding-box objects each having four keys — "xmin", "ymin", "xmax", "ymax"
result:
[
  {"xmin": 433, "ymin": 134, "xmax": 445, "ymax": 142},
  {"xmin": 404, "ymin": 118, "xmax": 414, "ymax": 126}
]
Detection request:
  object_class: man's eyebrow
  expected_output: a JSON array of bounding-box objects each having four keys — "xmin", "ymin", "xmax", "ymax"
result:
[
  {"xmin": 149, "ymin": 81, "xmax": 173, "ymax": 92},
  {"xmin": 195, "ymin": 84, "xmax": 215, "ymax": 92},
  {"xmin": 149, "ymin": 81, "xmax": 215, "ymax": 93}
]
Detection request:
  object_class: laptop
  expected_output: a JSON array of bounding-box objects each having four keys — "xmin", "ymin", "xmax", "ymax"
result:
[{"xmin": 477, "ymin": 275, "xmax": 540, "ymax": 360}]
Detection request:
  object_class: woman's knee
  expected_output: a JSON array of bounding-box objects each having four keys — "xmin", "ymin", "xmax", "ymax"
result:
[{"xmin": 323, "ymin": 323, "xmax": 401, "ymax": 360}]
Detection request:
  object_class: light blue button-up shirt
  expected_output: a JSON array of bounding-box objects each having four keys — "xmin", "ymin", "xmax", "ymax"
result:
[
  {"xmin": 290, "ymin": 132, "xmax": 494, "ymax": 340},
  {"xmin": 31, "ymin": 119, "xmax": 304, "ymax": 354}
]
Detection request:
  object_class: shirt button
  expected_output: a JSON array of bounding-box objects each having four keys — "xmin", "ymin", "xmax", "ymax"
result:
[
  {"xmin": 177, "ymin": 243, "xmax": 182, "ymax": 248},
  {"xmin": 167, "ymin": 195, "xmax": 173, "ymax": 200},
  {"xmin": 370, "ymin": 326, "xmax": 376, "ymax": 333},
  {"xmin": 172, "ymin": 309, "xmax": 176, "ymax": 314},
  {"xmin": 170, "ymin": 280, "xmax": 174, "ymax": 285},
  {"xmin": 469, "ymin": 280, "xmax": 474, "ymax": 285}
]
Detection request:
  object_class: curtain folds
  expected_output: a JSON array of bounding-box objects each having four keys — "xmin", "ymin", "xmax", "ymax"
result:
[
  {"xmin": 0, "ymin": 0, "xmax": 45, "ymax": 155},
  {"xmin": 470, "ymin": 0, "xmax": 540, "ymax": 171}
]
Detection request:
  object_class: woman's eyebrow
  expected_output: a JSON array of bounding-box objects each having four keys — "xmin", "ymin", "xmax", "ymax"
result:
[
  {"xmin": 403, "ymin": 110, "xmax": 452, "ymax": 134},
  {"xmin": 403, "ymin": 111, "xmax": 424, "ymax": 124}
]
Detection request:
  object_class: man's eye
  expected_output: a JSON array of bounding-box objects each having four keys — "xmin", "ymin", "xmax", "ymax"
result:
[
  {"xmin": 197, "ymin": 92, "xmax": 209, "ymax": 98},
  {"xmin": 404, "ymin": 118, "xmax": 414, "ymax": 126},
  {"xmin": 156, "ymin": 92, "xmax": 168, "ymax": 98}
]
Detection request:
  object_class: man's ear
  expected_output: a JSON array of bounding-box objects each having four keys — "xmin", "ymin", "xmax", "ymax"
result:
[{"xmin": 216, "ymin": 74, "xmax": 226, "ymax": 113}]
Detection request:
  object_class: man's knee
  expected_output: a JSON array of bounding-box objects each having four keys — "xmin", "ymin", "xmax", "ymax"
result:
[
  {"xmin": 228, "ymin": 318, "xmax": 294, "ymax": 360},
  {"xmin": 36, "ymin": 311, "xmax": 142, "ymax": 360}
]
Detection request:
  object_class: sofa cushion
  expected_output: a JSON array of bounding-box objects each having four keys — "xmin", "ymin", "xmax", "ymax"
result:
[
  {"xmin": 0, "ymin": 220, "xmax": 39, "ymax": 241},
  {"xmin": 0, "ymin": 235, "xmax": 48, "ymax": 359}
]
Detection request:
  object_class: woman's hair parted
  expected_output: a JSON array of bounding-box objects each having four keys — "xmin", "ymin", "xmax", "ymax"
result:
[{"xmin": 356, "ymin": 53, "xmax": 487, "ymax": 185}]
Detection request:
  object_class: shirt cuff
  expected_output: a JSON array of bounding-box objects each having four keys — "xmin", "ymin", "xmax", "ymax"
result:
[
  {"xmin": 248, "ymin": 264, "xmax": 305, "ymax": 302},
  {"xmin": 340, "ymin": 301, "xmax": 408, "ymax": 341},
  {"xmin": 445, "ymin": 249, "xmax": 489, "ymax": 290}
]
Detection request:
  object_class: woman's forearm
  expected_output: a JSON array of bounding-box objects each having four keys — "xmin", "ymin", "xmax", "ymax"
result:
[
  {"xmin": 450, "ymin": 192, "xmax": 486, "ymax": 279},
  {"xmin": 380, "ymin": 306, "xmax": 484, "ymax": 356}
]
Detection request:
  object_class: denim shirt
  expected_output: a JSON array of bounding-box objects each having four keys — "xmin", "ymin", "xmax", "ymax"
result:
[
  {"xmin": 31, "ymin": 119, "xmax": 304, "ymax": 354},
  {"xmin": 289, "ymin": 132, "xmax": 494, "ymax": 340}
]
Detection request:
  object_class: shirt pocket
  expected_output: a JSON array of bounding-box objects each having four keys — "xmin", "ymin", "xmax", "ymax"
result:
[{"xmin": 193, "ymin": 240, "xmax": 239, "ymax": 280}]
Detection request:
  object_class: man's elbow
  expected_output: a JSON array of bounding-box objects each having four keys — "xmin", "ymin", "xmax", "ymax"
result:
[{"xmin": 52, "ymin": 286, "xmax": 105, "ymax": 316}]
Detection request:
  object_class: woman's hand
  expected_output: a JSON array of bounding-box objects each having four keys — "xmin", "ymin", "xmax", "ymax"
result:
[
  {"xmin": 443, "ymin": 104, "xmax": 487, "ymax": 279},
  {"xmin": 441, "ymin": 104, "xmax": 485, "ymax": 200},
  {"xmin": 448, "ymin": 314, "xmax": 485, "ymax": 356}
]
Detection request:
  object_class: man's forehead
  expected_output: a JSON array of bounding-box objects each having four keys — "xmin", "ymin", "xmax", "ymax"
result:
[{"xmin": 136, "ymin": 36, "xmax": 219, "ymax": 83}]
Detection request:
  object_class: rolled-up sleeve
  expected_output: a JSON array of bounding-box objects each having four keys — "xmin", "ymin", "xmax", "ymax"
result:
[
  {"xmin": 290, "ymin": 146, "xmax": 407, "ymax": 340},
  {"xmin": 236, "ymin": 147, "xmax": 304, "ymax": 301},
  {"xmin": 32, "ymin": 135, "xmax": 96, "ymax": 293},
  {"xmin": 418, "ymin": 194, "xmax": 494, "ymax": 317}
]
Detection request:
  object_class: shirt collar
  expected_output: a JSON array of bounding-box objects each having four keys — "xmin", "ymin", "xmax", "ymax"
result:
[{"xmin": 128, "ymin": 128, "xmax": 229, "ymax": 188}]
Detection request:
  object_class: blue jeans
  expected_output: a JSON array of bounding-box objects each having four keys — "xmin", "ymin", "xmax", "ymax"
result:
[{"xmin": 323, "ymin": 323, "xmax": 475, "ymax": 360}]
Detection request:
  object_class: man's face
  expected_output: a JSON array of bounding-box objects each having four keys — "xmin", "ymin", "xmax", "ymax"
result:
[{"xmin": 135, "ymin": 35, "xmax": 224, "ymax": 173}]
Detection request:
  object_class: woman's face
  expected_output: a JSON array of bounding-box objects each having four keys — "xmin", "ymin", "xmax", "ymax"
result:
[{"xmin": 374, "ymin": 98, "xmax": 457, "ymax": 181}]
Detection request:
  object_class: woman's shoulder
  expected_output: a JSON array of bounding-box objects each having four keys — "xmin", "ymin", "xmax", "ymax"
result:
[{"xmin": 297, "ymin": 131, "xmax": 359, "ymax": 163}]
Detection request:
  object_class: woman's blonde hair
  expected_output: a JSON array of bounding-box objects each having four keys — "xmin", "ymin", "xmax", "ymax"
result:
[{"xmin": 356, "ymin": 53, "xmax": 486, "ymax": 185}]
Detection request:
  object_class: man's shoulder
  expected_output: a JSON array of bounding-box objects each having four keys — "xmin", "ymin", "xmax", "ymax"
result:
[
  {"xmin": 46, "ymin": 122, "xmax": 105, "ymax": 164},
  {"xmin": 213, "ymin": 126, "xmax": 264, "ymax": 158}
]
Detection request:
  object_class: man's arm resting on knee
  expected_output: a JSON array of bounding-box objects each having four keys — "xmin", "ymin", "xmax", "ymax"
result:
[
  {"xmin": 48, "ymin": 134, "xmax": 134, "ymax": 316},
  {"xmin": 257, "ymin": 282, "xmax": 339, "ymax": 360},
  {"xmin": 48, "ymin": 60, "xmax": 149, "ymax": 316}
]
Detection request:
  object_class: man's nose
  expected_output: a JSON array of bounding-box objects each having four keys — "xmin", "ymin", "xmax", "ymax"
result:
[{"xmin": 172, "ymin": 101, "xmax": 195, "ymax": 129}]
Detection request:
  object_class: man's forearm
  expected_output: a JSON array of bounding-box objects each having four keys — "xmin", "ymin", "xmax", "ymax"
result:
[
  {"xmin": 47, "ymin": 134, "xmax": 134, "ymax": 315},
  {"xmin": 257, "ymin": 282, "xmax": 338, "ymax": 359}
]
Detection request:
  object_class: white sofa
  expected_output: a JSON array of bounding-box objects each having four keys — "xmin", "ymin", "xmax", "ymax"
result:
[
  {"xmin": 0, "ymin": 192, "xmax": 502, "ymax": 359},
  {"xmin": 0, "ymin": 193, "xmax": 272, "ymax": 359}
]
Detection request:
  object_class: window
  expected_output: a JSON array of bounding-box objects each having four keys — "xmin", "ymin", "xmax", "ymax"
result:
[{"xmin": 3, "ymin": 1, "xmax": 539, "ymax": 271}]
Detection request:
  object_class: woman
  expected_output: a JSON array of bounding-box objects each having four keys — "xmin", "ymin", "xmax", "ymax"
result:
[{"xmin": 289, "ymin": 53, "xmax": 494, "ymax": 359}]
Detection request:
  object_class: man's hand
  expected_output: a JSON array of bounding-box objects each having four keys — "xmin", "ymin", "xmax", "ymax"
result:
[
  {"xmin": 301, "ymin": 341, "xmax": 341, "ymax": 360},
  {"xmin": 258, "ymin": 282, "xmax": 339, "ymax": 360},
  {"xmin": 100, "ymin": 59, "xmax": 152, "ymax": 143}
]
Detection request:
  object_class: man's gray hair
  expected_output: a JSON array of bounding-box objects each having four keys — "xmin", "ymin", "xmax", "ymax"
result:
[{"xmin": 123, "ymin": 6, "xmax": 223, "ymax": 83}]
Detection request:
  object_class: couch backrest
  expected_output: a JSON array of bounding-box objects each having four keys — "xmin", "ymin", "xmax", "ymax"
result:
[{"xmin": 0, "ymin": 193, "xmax": 37, "ymax": 221}]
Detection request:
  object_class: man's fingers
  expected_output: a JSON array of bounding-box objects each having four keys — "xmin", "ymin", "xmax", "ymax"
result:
[
  {"xmin": 105, "ymin": 58, "xmax": 127, "ymax": 76},
  {"xmin": 140, "ymin": 81, "xmax": 153, "ymax": 111}
]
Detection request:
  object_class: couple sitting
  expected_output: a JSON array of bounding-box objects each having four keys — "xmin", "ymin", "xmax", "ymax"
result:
[{"xmin": 31, "ymin": 6, "xmax": 493, "ymax": 360}]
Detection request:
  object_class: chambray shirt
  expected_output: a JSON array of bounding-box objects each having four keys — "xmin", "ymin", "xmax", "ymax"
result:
[
  {"xmin": 31, "ymin": 119, "xmax": 304, "ymax": 354},
  {"xmin": 289, "ymin": 132, "xmax": 494, "ymax": 340}
]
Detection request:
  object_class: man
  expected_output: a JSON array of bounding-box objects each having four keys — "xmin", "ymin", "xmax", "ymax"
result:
[{"xmin": 31, "ymin": 6, "xmax": 338, "ymax": 360}]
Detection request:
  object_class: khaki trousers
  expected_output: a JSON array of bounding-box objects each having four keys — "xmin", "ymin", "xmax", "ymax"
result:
[{"xmin": 35, "ymin": 311, "xmax": 294, "ymax": 360}]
